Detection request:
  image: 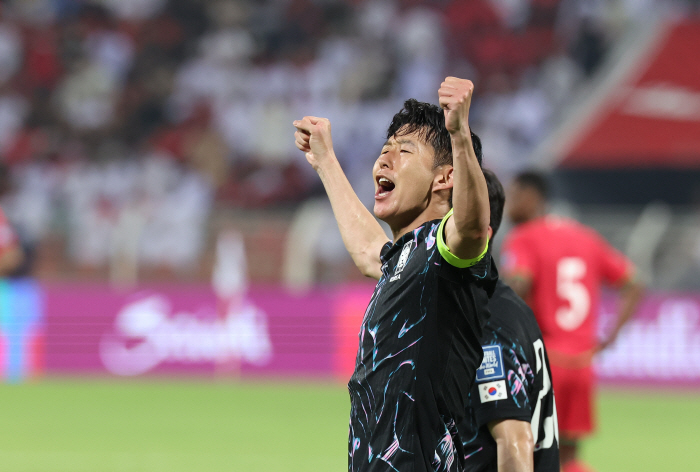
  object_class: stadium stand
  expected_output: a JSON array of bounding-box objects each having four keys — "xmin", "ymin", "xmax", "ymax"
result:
[{"xmin": 0, "ymin": 0, "xmax": 697, "ymax": 286}]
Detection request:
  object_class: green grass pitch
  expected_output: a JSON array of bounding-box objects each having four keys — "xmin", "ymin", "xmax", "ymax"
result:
[{"xmin": 0, "ymin": 378, "xmax": 696, "ymax": 471}]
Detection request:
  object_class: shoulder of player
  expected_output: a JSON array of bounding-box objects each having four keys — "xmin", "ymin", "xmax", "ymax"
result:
[
  {"xmin": 380, "ymin": 222, "xmax": 439, "ymax": 276},
  {"xmin": 386, "ymin": 221, "xmax": 435, "ymax": 251},
  {"xmin": 544, "ymin": 215, "xmax": 604, "ymax": 239},
  {"xmin": 556, "ymin": 216, "xmax": 598, "ymax": 235},
  {"xmin": 413, "ymin": 219, "xmax": 441, "ymax": 241},
  {"xmin": 513, "ymin": 216, "xmax": 603, "ymax": 244},
  {"xmin": 486, "ymin": 282, "xmax": 537, "ymax": 335},
  {"xmin": 557, "ymin": 220, "xmax": 615, "ymax": 258},
  {"xmin": 492, "ymin": 281, "xmax": 530, "ymax": 309},
  {"xmin": 505, "ymin": 216, "xmax": 552, "ymax": 243}
]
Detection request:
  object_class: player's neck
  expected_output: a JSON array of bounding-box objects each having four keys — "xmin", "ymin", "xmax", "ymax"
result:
[
  {"xmin": 389, "ymin": 202, "xmax": 450, "ymax": 243},
  {"xmin": 518, "ymin": 210, "xmax": 546, "ymax": 226}
]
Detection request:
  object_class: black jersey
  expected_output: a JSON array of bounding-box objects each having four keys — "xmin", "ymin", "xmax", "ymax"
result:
[
  {"xmin": 348, "ymin": 214, "xmax": 498, "ymax": 472},
  {"xmin": 460, "ymin": 280, "xmax": 559, "ymax": 472}
]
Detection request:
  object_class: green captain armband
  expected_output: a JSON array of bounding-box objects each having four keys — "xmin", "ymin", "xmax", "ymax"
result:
[{"xmin": 437, "ymin": 209, "xmax": 489, "ymax": 268}]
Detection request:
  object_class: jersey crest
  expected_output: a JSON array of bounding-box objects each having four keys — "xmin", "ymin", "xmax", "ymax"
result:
[{"xmin": 390, "ymin": 240, "xmax": 414, "ymax": 282}]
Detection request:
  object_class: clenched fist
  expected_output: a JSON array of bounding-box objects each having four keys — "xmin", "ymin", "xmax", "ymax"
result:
[
  {"xmin": 438, "ymin": 77, "xmax": 474, "ymax": 136},
  {"xmin": 293, "ymin": 116, "xmax": 335, "ymax": 171}
]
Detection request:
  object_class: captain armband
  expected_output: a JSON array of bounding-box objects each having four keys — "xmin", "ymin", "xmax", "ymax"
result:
[{"xmin": 437, "ymin": 209, "xmax": 489, "ymax": 268}]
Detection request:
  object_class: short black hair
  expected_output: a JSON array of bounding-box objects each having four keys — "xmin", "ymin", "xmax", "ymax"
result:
[
  {"xmin": 386, "ymin": 99, "xmax": 483, "ymax": 168},
  {"xmin": 483, "ymin": 168, "xmax": 505, "ymax": 238},
  {"xmin": 513, "ymin": 170, "xmax": 549, "ymax": 200}
]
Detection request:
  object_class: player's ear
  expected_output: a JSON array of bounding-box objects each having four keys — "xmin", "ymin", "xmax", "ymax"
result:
[{"xmin": 433, "ymin": 165, "xmax": 453, "ymax": 191}]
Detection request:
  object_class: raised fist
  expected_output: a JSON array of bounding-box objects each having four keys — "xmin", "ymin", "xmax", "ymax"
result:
[
  {"xmin": 293, "ymin": 116, "xmax": 335, "ymax": 170},
  {"xmin": 438, "ymin": 77, "xmax": 474, "ymax": 135}
]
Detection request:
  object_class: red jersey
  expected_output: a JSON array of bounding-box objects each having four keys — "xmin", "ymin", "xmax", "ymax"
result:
[{"xmin": 501, "ymin": 216, "xmax": 633, "ymax": 356}]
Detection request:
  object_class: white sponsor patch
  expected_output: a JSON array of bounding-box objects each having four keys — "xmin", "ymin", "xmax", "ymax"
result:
[{"xmin": 478, "ymin": 380, "xmax": 508, "ymax": 403}]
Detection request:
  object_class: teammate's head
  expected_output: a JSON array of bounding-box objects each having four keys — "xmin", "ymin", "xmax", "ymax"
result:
[
  {"xmin": 374, "ymin": 98, "xmax": 483, "ymax": 231},
  {"xmin": 483, "ymin": 169, "xmax": 505, "ymax": 239},
  {"xmin": 506, "ymin": 170, "xmax": 549, "ymax": 225}
]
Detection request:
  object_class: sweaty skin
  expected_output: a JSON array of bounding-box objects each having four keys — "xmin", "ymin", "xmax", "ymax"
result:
[
  {"xmin": 488, "ymin": 419, "xmax": 535, "ymax": 472},
  {"xmin": 293, "ymin": 77, "xmax": 489, "ymax": 279},
  {"xmin": 437, "ymin": 77, "xmax": 490, "ymax": 261},
  {"xmin": 293, "ymin": 116, "xmax": 388, "ymax": 280}
]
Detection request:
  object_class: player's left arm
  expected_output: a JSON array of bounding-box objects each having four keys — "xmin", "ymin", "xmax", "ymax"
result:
[
  {"xmin": 471, "ymin": 338, "xmax": 542, "ymax": 471},
  {"xmin": 597, "ymin": 274, "xmax": 644, "ymax": 352},
  {"xmin": 488, "ymin": 419, "xmax": 535, "ymax": 472},
  {"xmin": 596, "ymin": 239, "xmax": 645, "ymax": 352},
  {"xmin": 437, "ymin": 77, "xmax": 489, "ymax": 263}
]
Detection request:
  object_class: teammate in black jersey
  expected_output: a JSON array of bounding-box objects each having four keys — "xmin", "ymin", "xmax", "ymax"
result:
[
  {"xmin": 294, "ymin": 78, "xmax": 497, "ymax": 472},
  {"xmin": 460, "ymin": 169, "xmax": 559, "ymax": 472}
]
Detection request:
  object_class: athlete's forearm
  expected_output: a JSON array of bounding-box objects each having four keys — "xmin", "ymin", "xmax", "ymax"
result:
[
  {"xmin": 602, "ymin": 279, "xmax": 644, "ymax": 349},
  {"xmin": 496, "ymin": 441, "xmax": 534, "ymax": 472},
  {"xmin": 316, "ymin": 156, "xmax": 388, "ymax": 280},
  {"xmin": 489, "ymin": 420, "xmax": 535, "ymax": 472},
  {"xmin": 438, "ymin": 78, "xmax": 489, "ymax": 260},
  {"xmin": 449, "ymin": 131, "xmax": 490, "ymax": 253}
]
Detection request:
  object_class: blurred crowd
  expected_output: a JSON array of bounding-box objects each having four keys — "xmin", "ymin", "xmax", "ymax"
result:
[{"xmin": 0, "ymin": 0, "xmax": 697, "ymax": 276}]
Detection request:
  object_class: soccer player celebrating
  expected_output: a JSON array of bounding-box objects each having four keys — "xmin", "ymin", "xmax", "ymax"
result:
[
  {"xmin": 461, "ymin": 169, "xmax": 559, "ymax": 472},
  {"xmin": 294, "ymin": 77, "xmax": 498, "ymax": 472},
  {"xmin": 501, "ymin": 171, "xmax": 644, "ymax": 472}
]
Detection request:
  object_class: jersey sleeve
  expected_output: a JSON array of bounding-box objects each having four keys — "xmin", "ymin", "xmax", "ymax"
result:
[
  {"xmin": 597, "ymin": 236, "xmax": 634, "ymax": 287},
  {"xmin": 470, "ymin": 341, "xmax": 533, "ymax": 427},
  {"xmin": 501, "ymin": 230, "xmax": 536, "ymax": 281}
]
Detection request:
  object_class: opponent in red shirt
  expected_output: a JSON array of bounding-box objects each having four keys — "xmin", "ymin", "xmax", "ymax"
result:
[{"xmin": 501, "ymin": 171, "xmax": 643, "ymax": 472}]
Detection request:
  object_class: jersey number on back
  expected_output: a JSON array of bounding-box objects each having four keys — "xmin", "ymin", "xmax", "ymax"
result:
[
  {"xmin": 531, "ymin": 339, "xmax": 558, "ymax": 450},
  {"xmin": 555, "ymin": 257, "xmax": 590, "ymax": 331}
]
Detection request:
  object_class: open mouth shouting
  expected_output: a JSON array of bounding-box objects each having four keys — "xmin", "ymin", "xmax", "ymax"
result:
[{"xmin": 376, "ymin": 176, "xmax": 395, "ymax": 199}]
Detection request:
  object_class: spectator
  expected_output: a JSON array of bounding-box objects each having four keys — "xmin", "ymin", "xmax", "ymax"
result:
[{"xmin": 0, "ymin": 0, "xmax": 680, "ymax": 281}]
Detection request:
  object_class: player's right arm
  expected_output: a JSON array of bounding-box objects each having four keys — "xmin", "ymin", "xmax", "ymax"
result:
[
  {"xmin": 488, "ymin": 419, "xmax": 535, "ymax": 472},
  {"xmin": 294, "ymin": 116, "xmax": 388, "ymax": 280},
  {"xmin": 501, "ymin": 232, "xmax": 535, "ymax": 300}
]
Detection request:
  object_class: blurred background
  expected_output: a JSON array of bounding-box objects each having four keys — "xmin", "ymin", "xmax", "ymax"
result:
[{"xmin": 0, "ymin": 0, "xmax": 698, "ymax": 471}]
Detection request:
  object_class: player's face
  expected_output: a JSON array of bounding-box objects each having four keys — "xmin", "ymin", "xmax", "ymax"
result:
[
  {"xmin": 372, "ymin": 130, "xmax": 442, "ymax": 228},
  {"xmin": 506, "ymin": 183, "xmax": 540, "ymax": 225}
]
